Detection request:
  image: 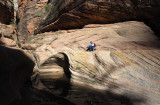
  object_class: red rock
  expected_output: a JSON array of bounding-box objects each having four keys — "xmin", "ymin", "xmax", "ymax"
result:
[
  {"xmin": 18, "ymin": 0, "xmax": 48, "ymax": 37},
  {"xmin": 35, "ymin": 0, "xmax": 160, "ymax": 37}
]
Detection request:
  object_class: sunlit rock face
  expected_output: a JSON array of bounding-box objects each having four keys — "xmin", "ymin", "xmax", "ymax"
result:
[
  {"xmin": 17, "ymin": 0, "xmax": 160, "ymax": 37},
  {"xmin": 24, "ymin": 21, "xmax": 160, "ymax": 105},
  {"xmin": 17, "ymin": 0, "xmax": 48, "ymax": 38},
  {"xmin": 0, "ymin": 0, "xmax": 14, "ymax": 24},
  {"xmin": 35, "ymin": 0, "xmax": 160, "ymax": 36},
  {"xmin": 17, "ymin": 0, "xmax": 33, "ymax": 19}
]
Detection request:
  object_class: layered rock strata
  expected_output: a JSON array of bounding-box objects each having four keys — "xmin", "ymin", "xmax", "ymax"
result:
[
  {"xmin": 17, "ymin": 0, "xmax": 48, "ymax": 38},
  {"xmin": 17, "ymin": 0, "xmax": 160, "ymax": 37},
  {"xmin": 24, "ymin": 21, "xmax": 160, "ymax": 105},
  {"xmin": 38, "ymin": 0, "xmax": 160, "ymax": 35}
]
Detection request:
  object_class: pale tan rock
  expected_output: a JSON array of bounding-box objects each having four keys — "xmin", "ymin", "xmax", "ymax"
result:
[
  {"xmin": 1, "ymin": 37, "xmax": 17, "ymax": 47},
  {"xmin": 25, "ymin": 21, "xmax": 160, "ymax": 105},
  {"xmin": 0, "ymin": 23, "xmax": 15, "ymax": 38},
  {"xmin": 21, "ymin": 44, "xmax": 37, "ymax": 50}
]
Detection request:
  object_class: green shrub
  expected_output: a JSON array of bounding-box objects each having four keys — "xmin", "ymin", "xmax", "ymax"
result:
[
  {"xmin": 34, "ymin": 12, "xmax": 44, "ymax": 17},
  {"xmin": 10, "ymin": 19, "xmax": 19, "ymax": 30},
  {"xmin": 16, "ymin": 40, "xmax": 21, "ymax": 47},
  {"xmin": 10, "ymin": 19, "xmax": 14, "ymax": 25},
  {"xmin": 9, "ymin": 2, "xmax": 14, "ymax": 8},
  {"xmin": 45, "ymin": 4, "xmax": 50, "ymax": 12},
  {"xmin": 15, "ymin": 24, "xmax": 19, "ymax": 30},
  {"xmin": 93, "ymin": 78, "xmax": 97, "ymax": 83},
  {"xmin": 76, "ymin": 66, "xmax": 81, "ymax": 70}
]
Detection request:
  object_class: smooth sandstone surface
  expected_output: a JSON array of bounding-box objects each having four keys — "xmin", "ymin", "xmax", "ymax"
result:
[
  {"xmin": 23, "ymin": 21, "xmax": 160, "ymax": 105},
  {"xmin": 0, "ymin": 0, "xmax": 159, "ymax": 104}
]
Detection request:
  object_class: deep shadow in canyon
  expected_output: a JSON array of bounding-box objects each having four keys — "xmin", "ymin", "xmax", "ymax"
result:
[
  {"xmin": 0, "ymin": 41, "xmax": 34, "ymax": 105},
  {"xmin": 0, "ymin": 41, "xmax": 146, "ymax": 105},
  {"xmin": 9, "ymin": 78, "xmax": 146, "ymax": 105}
]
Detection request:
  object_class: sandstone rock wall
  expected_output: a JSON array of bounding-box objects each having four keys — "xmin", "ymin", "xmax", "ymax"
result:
[
  {"xmin": 0, "ymin": 0, "xmax": 14, "ymax": 24},
  {"xmin": 17, "ymin": 0, "xmax": 48, "ymax": 38},
  {"xmin": 17, "ymin": 0, "xmax": 31, "ymax": 19},
  {"xmin": 35, "ymin": 0, "xmax": 160, "ymax": 36},
  {"xmin": 24, "ymin": 21, "xmax": 160, "ymax": 105},
  {"xmin": 17, "ymin": 0, "xmax": 160, "ymax": 37},
  {"xmin": 0, "ymin": 23, "xmax": 17, "ymax": 47}
]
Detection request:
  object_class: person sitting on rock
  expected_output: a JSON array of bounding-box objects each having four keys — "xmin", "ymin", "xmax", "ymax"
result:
[
  {"xmin": 93, "ymin": 42, "xmax": 96, "ymax": 50},
  {"xmin": 86, "ymin": 41, "xmax": 96, "ymax": 51}
]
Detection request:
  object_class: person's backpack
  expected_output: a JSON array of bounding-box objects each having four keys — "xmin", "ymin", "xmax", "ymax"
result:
[{"xmin": 94, "ymin": 43, "xmax": 96, "ymax": 47}]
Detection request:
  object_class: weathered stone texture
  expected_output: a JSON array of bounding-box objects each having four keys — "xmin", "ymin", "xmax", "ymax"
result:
[
  {"xmin": 0, "ymin": 23, "xmax": 17, "ymax": 47},
  {"xmin": 24, "ymin": 21, "xmax": 160, "ymax": 105},
  {"xmin": 35, "ymin": 0, "xmax": 160, "ymax": 36},
  {"xmin": 17, "ymin": 0, "xmax": 160, "ymax": 37},
  {"xmin": 18, "ymin": 0, "xmax": 48, "ymax": 38}
]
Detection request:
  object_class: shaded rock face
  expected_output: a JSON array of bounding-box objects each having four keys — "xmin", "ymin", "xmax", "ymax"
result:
[
  {"xmin": 0, "ymin": 44, "xmax": 35, "ymax": 105},
  {"xmin": 0, "ymin": 23, "xmax": 17, "ymax": 47},
  {"xmin": 0, "ymin": 0, "xmax": 14, "ymax": 24},
  {"xmin": 34, "ymin": 0, "xmax": 160, "ymax": 36},
  {"xmin": 25, "ymin": 21, "xmax": 160, "ymax": 105},
  {"xmin": 39, "ymin": 53, "xmax": 71, "ymax": 80},
  {"xmin": 0, "ymin": 32, "xmax": 34, "ymax": 105}
]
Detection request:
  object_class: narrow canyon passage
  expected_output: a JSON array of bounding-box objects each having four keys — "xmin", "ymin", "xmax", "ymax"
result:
[{"xmin": 0, "ymin": 0, "xmax": 160, "ymax": 105}]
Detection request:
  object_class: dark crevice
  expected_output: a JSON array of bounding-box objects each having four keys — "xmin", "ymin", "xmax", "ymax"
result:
[{"xmin": 53, "ymin": 52, "xmax": 72, "ymax": 79}]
